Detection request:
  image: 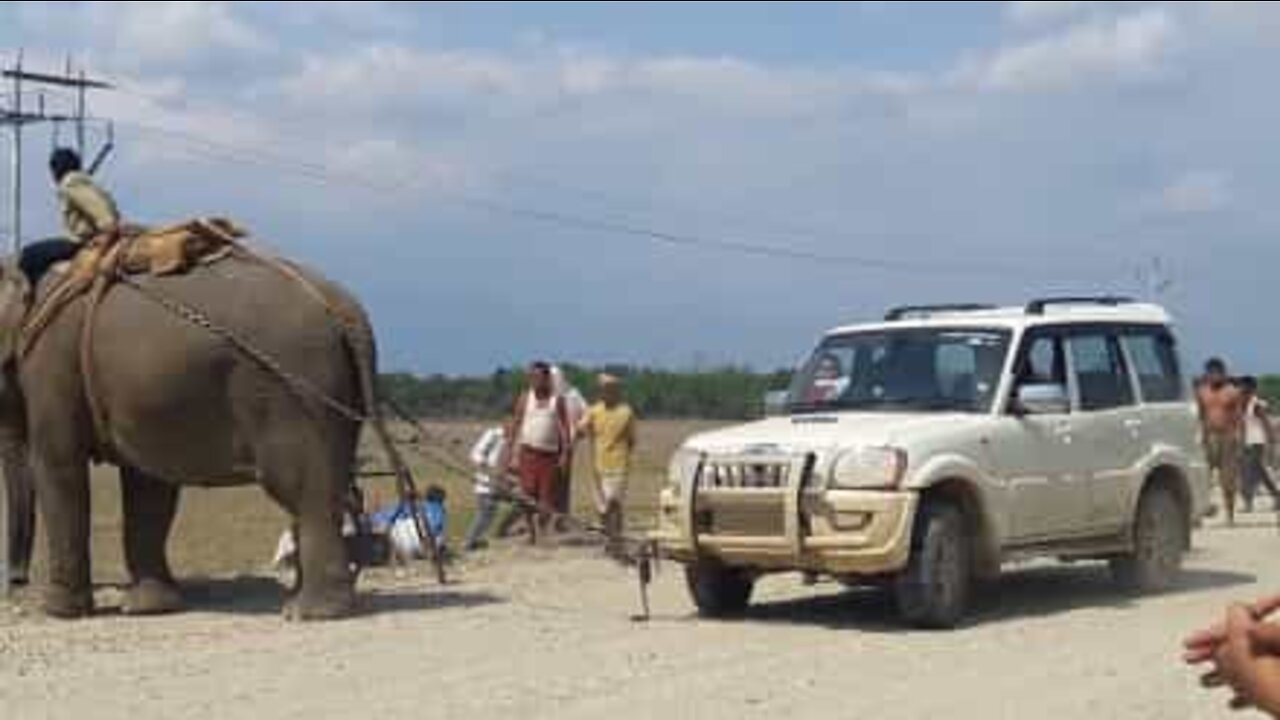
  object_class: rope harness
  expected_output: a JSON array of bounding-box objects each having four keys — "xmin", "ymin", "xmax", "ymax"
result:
[{"xmin": 20, "ymin": 226, "xmax": 448, "ymax": 584}]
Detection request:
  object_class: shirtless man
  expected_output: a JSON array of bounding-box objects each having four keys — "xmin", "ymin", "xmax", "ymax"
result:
[{"xmin": 1197, "ymin": 358, "xmax": 1246, "ymax": 526}]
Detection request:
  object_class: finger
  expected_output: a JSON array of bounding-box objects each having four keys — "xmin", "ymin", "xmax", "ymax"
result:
[
  {"xmin": 1185, "ymin": 625, "xmax": 1228, "ymax": 650},
  {"xmin": 1202, "ymin": 670, "xmax": 1227, "ymax": 689},
  {"xmin": 1186, "ymin": 647, "xmax": 1220, "ymax": 665},
  {"xmin": 1252, "ymin": 596, "xmax": 1280, "ymax": 620}
]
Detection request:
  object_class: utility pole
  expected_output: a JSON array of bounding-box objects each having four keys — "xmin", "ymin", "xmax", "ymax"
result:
[
  {"xmin": 1135, "ymin": 255, "xmax": 1174, "ymax": 303},
  {"xmin": 0, "ymin": 51, "xmax": 111, "ymax": 599},
  {"xmin": 1, "ymin": 53, "xmax": 112, "ymax": 254}
]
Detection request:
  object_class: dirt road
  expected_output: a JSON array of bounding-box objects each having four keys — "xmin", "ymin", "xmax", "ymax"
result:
[{"xmin": 2, "ymin": 516, "xmax": 1277, "ymax": 720}]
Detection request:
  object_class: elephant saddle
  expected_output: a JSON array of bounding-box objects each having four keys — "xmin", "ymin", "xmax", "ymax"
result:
[{"xmin": 18, "ymin": 217, "xmax": 245, "ymax": 359}]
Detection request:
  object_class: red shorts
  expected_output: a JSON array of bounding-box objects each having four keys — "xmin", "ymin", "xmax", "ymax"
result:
[{"xmin": 519, "ymin": 447, "xmax": 559, "ymax": 512}]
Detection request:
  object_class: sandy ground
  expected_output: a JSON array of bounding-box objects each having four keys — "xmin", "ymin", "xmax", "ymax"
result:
[{"xmin": 2, "ymin": 513, "xmax": 1279, "ymax": 720}]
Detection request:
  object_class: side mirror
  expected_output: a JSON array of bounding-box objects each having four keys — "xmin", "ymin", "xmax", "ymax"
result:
[
  {"xmin": 1014, "ymin": 383, "xmax": 1070, "ymax": 416},
  {"xmin": 763, "ymin": 390, "xmax": 790, "ymax": 417}
]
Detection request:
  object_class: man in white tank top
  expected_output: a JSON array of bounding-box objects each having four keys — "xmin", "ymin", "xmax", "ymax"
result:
[
  {"xmin": 1240, "ymin": 376, "xmax": 1280, "ymax": 512},
  {"xmin": 504, "ymin": 362, "xmax": 571, "ymax": 541}
]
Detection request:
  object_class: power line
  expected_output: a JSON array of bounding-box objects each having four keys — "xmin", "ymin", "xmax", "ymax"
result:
[
  {"xmin": 100, "ymin": 81, "xmax": 1136, "ymax": 281},
  {"xmin": 113, "ymin": 117, "xmax": 1118, "ymax": 281}
]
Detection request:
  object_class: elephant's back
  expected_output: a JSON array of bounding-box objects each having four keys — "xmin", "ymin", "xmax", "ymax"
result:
[{"xmin": 89, "ymin": 254, "xmax": 366, "ymax": 468}]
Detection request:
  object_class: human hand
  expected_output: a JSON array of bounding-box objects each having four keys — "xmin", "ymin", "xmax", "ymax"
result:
[
  {"xmin": 1207, "ymin": 606, "xmax": 1280, "ymax": 714},
  {"xmin": 1185, "ymin": 595, "xmax": 1280, "ymax": 664}
]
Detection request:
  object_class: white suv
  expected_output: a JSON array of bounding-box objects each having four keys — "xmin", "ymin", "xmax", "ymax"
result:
[{"xmin": 652, "ymin": 297, "xmax": 1211, "ymax": 628}]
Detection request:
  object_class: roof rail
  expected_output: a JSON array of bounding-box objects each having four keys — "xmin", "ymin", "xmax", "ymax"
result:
[
  {"xmin": 1024, "ymin": 296, "xmax": 1135, "ymax": 316},
  {"xmin": 884, "ymin": 303, "xmax": 996, "ymax": 321}
]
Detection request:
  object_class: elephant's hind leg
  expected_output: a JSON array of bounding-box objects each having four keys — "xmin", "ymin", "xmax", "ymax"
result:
[
  {"xmin": 265, "ymin": 441, "xmax": 355, "ymax": 621},
  {"xmin": 120, "ymin": 467, "xmax": 184, "ymax": 616}
]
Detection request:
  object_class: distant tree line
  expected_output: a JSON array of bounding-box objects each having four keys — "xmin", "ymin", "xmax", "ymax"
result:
[
  {"xmin": 1260, "ymin": 376, "xmax": 1280, "ymax": 409},
  {"xmin": 379, "ymin": 365, "xmax": 794, "ymax": 420}
]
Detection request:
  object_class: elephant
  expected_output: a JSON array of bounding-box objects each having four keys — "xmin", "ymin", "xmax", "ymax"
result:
[{"xmin": 0, "ymin": 250, "xmax": 392, "ymax": 620}]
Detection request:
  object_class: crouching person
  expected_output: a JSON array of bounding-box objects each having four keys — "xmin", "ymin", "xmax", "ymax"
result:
[{"xmin": 376, "ymin": 486, "xmax": 449, "ymax": 568}]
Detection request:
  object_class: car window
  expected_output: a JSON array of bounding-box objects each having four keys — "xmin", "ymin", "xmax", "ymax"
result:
[
  {"xmin": 1124, "ymin": 332, "xmax": 1183, "ymax": 403},
  {"xmin": 1070, "ymin": 334, "xmax": 1135, "ymax": 411},
  {"xmin": 789, "ymin": 328, "xmax": 1011, "ymax": 413},
  {"xmin": 1016, "ymin": 334, "xmax": 1067, "ymax": 386}
]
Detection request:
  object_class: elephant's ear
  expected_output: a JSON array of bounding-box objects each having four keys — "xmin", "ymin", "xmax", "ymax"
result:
[{"xmin": 0, "ymin": 261, "xmax": 31, "ymax": 367}]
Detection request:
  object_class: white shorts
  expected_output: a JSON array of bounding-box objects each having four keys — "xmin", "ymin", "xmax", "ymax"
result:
[
  {"xmin": 598, "ymin": 472, "xmax": 628, "ymax": 509},
  {"xmin": 388, "ymin": 518, "xmax": 426, "ymax": 559}
]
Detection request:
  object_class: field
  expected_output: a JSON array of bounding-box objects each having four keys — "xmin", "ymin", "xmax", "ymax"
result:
[
  {"xmin": 21, "ymin": 419, "xmax": 722, "ymax": 585},
  {"xmin": 5, "ymin": 419, "xmax": 1280, "ymax": 719}
]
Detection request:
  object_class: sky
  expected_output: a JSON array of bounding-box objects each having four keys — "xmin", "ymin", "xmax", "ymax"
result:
[{"xmin": 2, "ymin": 1, "xmax": 1279, "ymax": 376}]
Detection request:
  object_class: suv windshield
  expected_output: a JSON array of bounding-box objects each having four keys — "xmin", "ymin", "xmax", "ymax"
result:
[{"xmin": 787, "ymin": 327, "xmax": 1012, "ymax": 414}]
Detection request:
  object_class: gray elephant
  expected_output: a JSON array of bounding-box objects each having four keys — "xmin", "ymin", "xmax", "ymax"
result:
[{"xmin": 0, "ymin": 252, "xmax": 391, "ymax": 620}]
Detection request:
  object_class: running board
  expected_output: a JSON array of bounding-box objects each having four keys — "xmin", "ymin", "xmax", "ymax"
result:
[{"xmin": 1001, "ymin": 534, "xmax": 1131, "ymax": 565}]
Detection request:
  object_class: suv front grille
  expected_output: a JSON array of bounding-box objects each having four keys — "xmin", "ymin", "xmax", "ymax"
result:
[{"xmin": 698, "ymin": 461, "xmax": 793, "ymax": 490}]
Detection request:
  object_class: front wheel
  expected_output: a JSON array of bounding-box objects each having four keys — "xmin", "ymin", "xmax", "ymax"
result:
[
  {"xmin": 1110, "ymin": 485, "xmax": 1186, "ymax": 592},
  {"xmin": 894, "ymin": 502, "xmax": 970, "ymax": 629},
  {"xmin": 685, "ymin": 561, "xmax": 754, "ymax": 618}
]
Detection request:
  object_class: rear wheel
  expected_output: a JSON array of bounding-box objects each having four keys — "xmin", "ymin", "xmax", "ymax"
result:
[
  {"xmin": 895, "ymin": 502, "xmax": 970, "ymax": 629},
  {"xmin": 685, "ymin": 561, "xmax": 754, "ymax": 618},
  {"xmin": 1110, "ymin": 485, "xmax": 1186, "ymax": 592}
]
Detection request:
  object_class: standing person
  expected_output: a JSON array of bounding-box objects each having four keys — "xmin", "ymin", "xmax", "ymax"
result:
[
  {"xmin": 550, "ymin": 366, "xmax": 587, "ymax": 529},
  {"xmin": 463, "ymin": 425, "xmax": 506, "ymax": 552},
  {"xmin": 1197, "ymin": 358, "xmax": 1246, "ymax": 526},
  {"xmin": 504, "ymin": 362, "xmax": 571, "ymax": 542},
  {"xmin": 1240, "ymin": 377, "xmax": 1280, "ymax": 513},
  {"xmin": 578, "ymin": 374, "xmax": 636, "ymax": 554}
]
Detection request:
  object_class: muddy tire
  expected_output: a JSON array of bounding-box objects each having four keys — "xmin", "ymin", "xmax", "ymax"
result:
[
  {"xmin": 1110, "ymin": 485, "xmax": 1185, "ymax": 593},
  {"xmin": 895, "ymin": 502, "xmax": 970, "ymax": 629},
  {"xmin": 685, "ymin": 561, "xmax": 754, "ymax": 618}
]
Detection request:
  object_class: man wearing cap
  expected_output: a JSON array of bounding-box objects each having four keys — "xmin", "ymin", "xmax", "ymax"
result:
[{"xmin": 578, "ymin": 374, "xmax": 636, "ymax": 553}]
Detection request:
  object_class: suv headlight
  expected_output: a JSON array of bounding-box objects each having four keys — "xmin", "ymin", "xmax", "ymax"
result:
[
  {"xmin": 667, "ymin": 447, "xmax": 703, "ymax": 491},
  {"xmin": 830, "ymin": 447, "xmax": 908, "ymax": 490}
]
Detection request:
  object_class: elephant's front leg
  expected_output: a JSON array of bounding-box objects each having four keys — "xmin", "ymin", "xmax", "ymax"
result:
[
  {"xmin": 120, "ymin": 467, "xmax": 183, "ymax": 615},
  {"xmin": 2, "ymin": 437, "xmax": 35, "ymax": 586},
  {"xmin": 33, "ymin": 452, "xmax": 93, "ymax": 618}
]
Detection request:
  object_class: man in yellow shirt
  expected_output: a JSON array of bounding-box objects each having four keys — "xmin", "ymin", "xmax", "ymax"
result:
[{"xmin": 578, "ymin": 374, "xmax": 636, "ymax": 552}]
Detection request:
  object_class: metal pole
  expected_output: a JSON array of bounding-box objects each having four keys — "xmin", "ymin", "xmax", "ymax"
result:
[
  {"xmin": 76, "ymin": 67, "xmax": 86, "ymax": 156},
  {"xmin": 0, "ymin": 51, "xmax": 14, "ymax": 601},
  {"xmin": 9, "ymin": 51, "xmax": 22, "ymax": 256}
]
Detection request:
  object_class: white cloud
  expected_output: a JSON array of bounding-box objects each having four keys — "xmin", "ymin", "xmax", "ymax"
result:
[
  {"xmin": 1154, "ymin": 170, "xmax": 1233, "ymax": 214},
  {"xmin": 958, "ymin": 7, "xmax": 1178, "ymax": 92},
  {"xmin": 323, "ymin": 138, "xmax": 473, "ymax": 195},
  {"xmin": 272, "ymin": 43, "xmax": 922, "ymax": 128},
  {"xmin": 276, "ymin": 45, "xmax": 528, "ymax": 114},
  {"xmin": 1006, "ymin": 1, "xmax": 1098, "ymax": 27},
  {"xmin": 84, "ymin": 1, "xmax": 271, "ymax": 69}
]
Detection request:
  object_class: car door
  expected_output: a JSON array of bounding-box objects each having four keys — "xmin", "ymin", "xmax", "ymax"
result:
[
  {"xmin": 1097, "ymin": 328, "xmax": 1196, "ymax": 528},
  {"xmin": 1066, "ymin": 329, "xmax": 1143, "ymax": 534},
  {"xmin": 984, "ymin": 328, "xmax": 1089, "ymax": 542}
]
